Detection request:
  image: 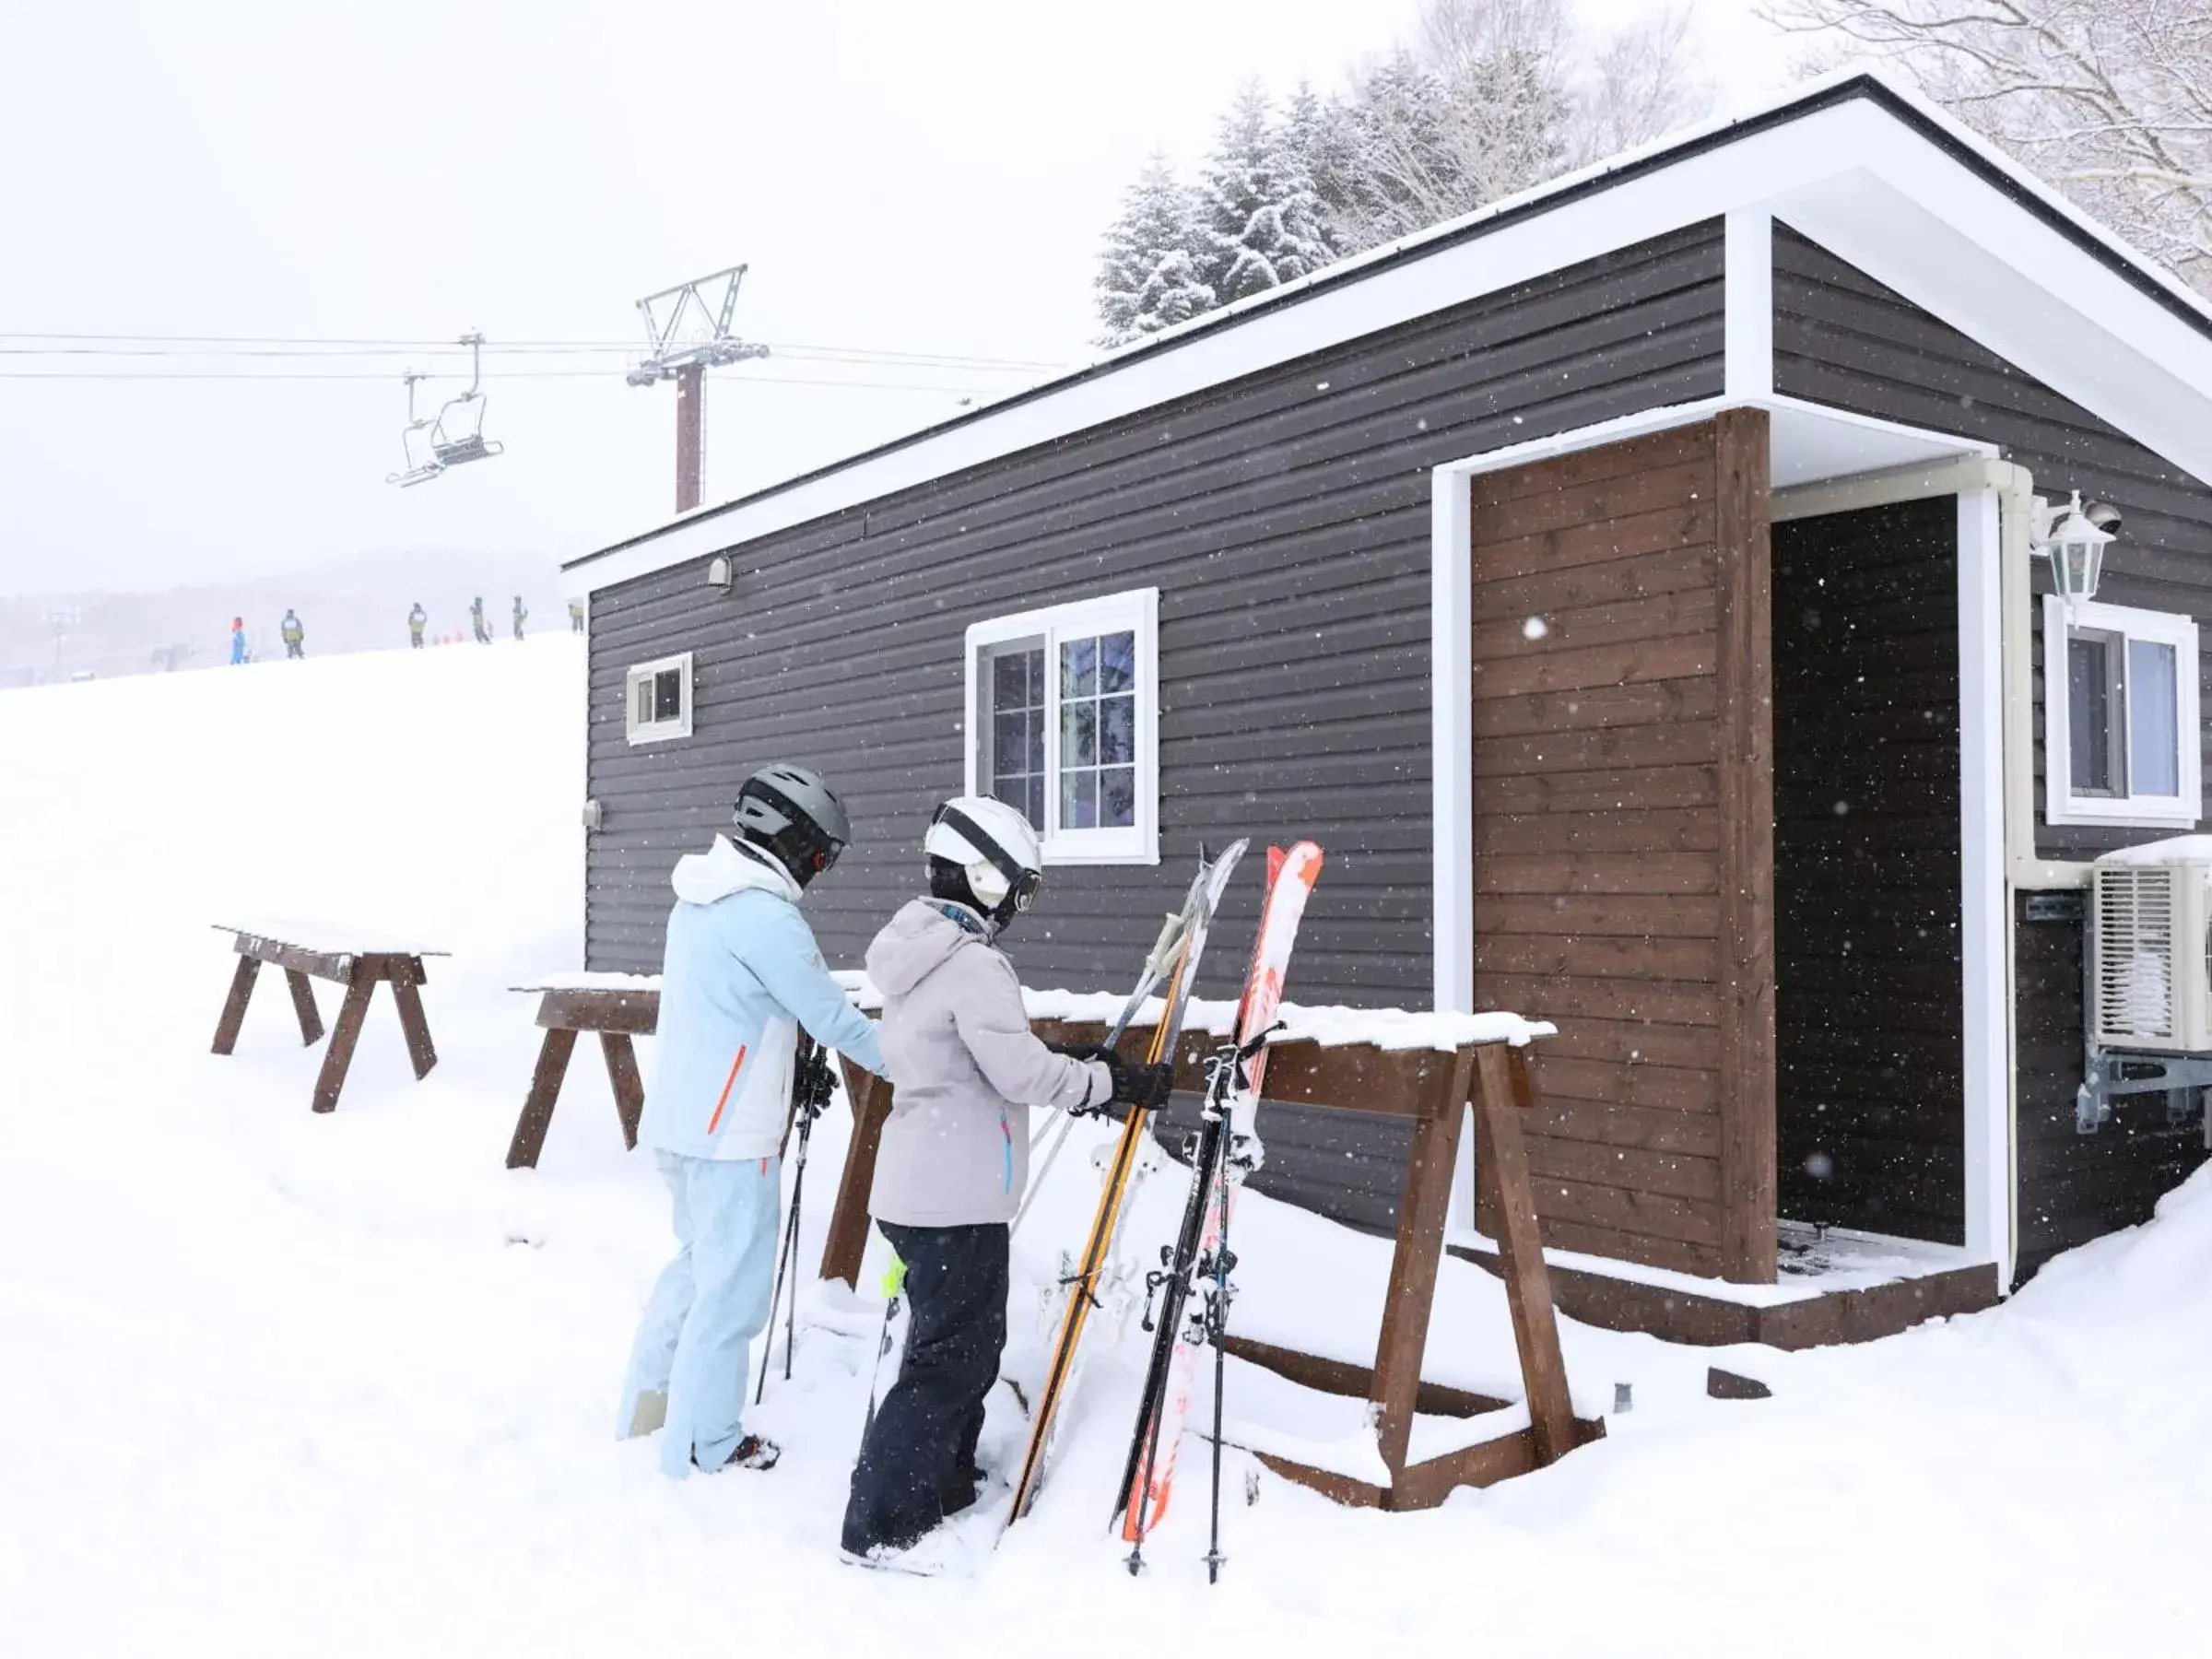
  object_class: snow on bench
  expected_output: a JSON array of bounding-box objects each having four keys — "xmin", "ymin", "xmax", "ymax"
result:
[{"xmin": 217, "ymin": 919, "xmax": 450, "ymax": 962}]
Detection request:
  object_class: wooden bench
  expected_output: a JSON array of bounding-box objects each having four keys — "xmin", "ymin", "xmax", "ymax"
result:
[
  {"xmin": 818, "ymin": 1016, "xmax": 1604, "ymax": 1512},
  {"xmin": 209, "ymin": 923, "xmax": 444, "ymax": 1114},
  {"xmin": 505, "ymin": 978, "xmax": 659, "ymax": 1169}
]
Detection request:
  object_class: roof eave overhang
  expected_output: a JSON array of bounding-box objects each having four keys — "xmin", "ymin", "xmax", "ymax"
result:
[{"xmin": 570, "ymin": 78, "xmax": 2212, "ymax": 593}]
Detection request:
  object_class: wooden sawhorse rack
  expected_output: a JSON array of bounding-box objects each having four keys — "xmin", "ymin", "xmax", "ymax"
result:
[
  {"xmin": 209, "ymin": 924, "xmax": 443, "ymax": 1114},
  {"xmin": 503, "ymin": 981, "xmax": 657, "ymax": 1168},
  {"xmin": 819, "ymin": 1021, "xmax": 1603, "ymax": 1511}
]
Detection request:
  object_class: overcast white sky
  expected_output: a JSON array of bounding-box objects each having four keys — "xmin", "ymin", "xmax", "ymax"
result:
[{"xmin": 0, "ymin": 0, "xmax": 1800, "ymax": 596}]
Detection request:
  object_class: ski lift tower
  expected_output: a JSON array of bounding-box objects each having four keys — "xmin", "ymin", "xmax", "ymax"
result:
[{"xmin": 626, "ymin": 265, "xmax": 770, "ymax": 513}]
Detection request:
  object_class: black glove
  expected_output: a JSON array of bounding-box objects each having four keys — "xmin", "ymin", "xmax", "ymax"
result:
[
  {"xmin": 1049, "ymin": 1041, "xmax": 1114, "ymax": 1065},
  {"xmin": 1106, "ymin": 1058, "xmax": 1175, "ymax": 1111}
]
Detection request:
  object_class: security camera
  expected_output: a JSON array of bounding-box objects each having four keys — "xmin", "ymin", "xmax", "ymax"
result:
[{"xmin": 2084, "ymin": 500, "xmax": 2124, "ymax": 535}]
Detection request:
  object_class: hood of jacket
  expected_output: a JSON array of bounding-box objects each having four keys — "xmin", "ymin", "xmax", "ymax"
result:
[
  {"xmin": 865, "ymin": 899, "xmax": 991, "ymax": 999},
  {"xmin": 670, "ymin": 833, "xmax": 801, "ymax": 907}
]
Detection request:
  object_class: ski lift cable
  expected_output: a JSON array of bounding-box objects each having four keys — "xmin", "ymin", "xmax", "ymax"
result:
[
  {"xmin": 0, "ymin": 332, "xmax": 1069, "ymax": 372},
  {"xmin": 0, "ymin": 369, "xmax": 1018, "ymax": 394}
]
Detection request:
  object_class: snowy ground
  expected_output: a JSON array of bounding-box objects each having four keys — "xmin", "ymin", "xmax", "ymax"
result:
[{"xmin": 2, "ymin": 641, "xmax": 2206, "ymax": 1657}]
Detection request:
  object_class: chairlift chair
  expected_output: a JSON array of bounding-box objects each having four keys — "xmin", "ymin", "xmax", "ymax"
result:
[
  {"xmin": 386, "ymin": 371, "xmax": 445, "ymax": 488},
  {"xmin": 430, "ymin": 332, "xmax": 504, "ymax": 469},
  {"xmin": 383, "ymin": 334, "xmax": 505, "ymax": 488}
]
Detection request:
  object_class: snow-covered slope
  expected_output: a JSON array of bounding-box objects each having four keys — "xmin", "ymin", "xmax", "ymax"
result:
[{"xmin": 2, "ymin": 641, "xmax": 2207, "ymax": 1657}]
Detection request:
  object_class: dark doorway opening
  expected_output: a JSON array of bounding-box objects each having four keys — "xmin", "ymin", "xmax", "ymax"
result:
[{"xmin": 1771, "ymin": 497, "xmax": 1965, "ymax": 1244}]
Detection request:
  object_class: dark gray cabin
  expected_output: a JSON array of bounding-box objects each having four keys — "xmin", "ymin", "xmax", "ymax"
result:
[{"xmin": 570, "ymin": 75, "xmax": 2212, "ymax": 1307}]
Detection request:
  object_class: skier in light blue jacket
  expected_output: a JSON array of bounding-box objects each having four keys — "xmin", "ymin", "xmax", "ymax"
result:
[{"xmin": 618, "ymin": 763, "xmax": 888, "ymax": 1478}]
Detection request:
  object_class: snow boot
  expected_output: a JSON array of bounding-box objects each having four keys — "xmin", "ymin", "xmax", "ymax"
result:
[
  {"xmin": 622, "ymin": 1390, "xmax": 668, "ymax": 1439},
  {"xmin": 839, "ymin": 1523, "xmax": 982, "ymax": 1580},
  {"xmin": 940, "ymin": 1461, "xmax": 987, "ymax": 1518},
  {"xmin": 695, "ymin": 1434, "xmax": 782, "ymax": 1474}
]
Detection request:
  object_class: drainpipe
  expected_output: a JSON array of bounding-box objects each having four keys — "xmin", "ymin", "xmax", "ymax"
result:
[
  {"xmin": 1996, "ymin": 459, "xmax": 2094, "ymax": 890},
  {"xmin": 1993, "ymin": 458, "xmax": 2094, "ymax": 1293}
]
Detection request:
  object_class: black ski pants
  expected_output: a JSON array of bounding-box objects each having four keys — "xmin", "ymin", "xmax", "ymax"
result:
[{"xmin": 841, "ymin": 1219, "xmax": 1006, "ymax": 1555}]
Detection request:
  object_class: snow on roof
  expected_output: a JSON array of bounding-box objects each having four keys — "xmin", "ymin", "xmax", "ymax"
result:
[{"xmin": 569, "ymin": 70, "xmax": 2212, "ymax": 594}]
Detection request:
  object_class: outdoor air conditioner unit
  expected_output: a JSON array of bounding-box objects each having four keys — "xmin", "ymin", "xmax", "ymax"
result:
[{"xmin": 2089, "ymin": 847, "xmax": 2212, "ymax": 1053}]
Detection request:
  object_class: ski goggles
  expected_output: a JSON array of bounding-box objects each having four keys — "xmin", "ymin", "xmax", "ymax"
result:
[{"xmin": 932, "ymin": 804, "xmax": 1041, "ymax": 912}]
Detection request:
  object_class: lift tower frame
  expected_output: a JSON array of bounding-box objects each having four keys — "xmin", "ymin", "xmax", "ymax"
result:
[{"xmin": 626, "ymin": 265, "xmax": 770, "ymax": 513}]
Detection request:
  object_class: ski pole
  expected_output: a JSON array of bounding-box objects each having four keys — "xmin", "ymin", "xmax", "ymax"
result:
[
  {"xmin": 1204, "ymin": 1140, "xmax": 1235, "ymax": 1585},
  {"xmin": 781, "ymin": 1106, "xmax": 815, "ymax": 1384},
  {"xmin": 861, "ymin": 1253, "xmax": 907, "ymax": 1437},
  {"xmin": 1011, "ymin": 1109, "xmax": 1078, "ymax": 1240},
  {"xmin": 753, "ymin": 1145, "xmax": 805, "ymax": 1406},
  {"xmin": 753, "ymin": 1040, "xmax": 832, "ymax": 1404}
]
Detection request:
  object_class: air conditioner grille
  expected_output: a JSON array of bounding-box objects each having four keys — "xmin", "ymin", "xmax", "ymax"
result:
[{"xmin": 2096, "ymin": 866, "xmax": 2178, "ymax": 1040}]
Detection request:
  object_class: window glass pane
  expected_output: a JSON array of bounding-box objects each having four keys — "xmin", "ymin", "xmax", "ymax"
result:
[
  {"xmin": 1062, "ymin": 701, "xmax": 1097, "ymax": 767},
  {"xmin": 1061, "ymin": 636, "xmax": 1097, "ymax": 698},
  {"xmin": 2069, "ymin": 634, "xmax": 2115, "ymax": 794},
  {"xmin": 980, "ymin": 641, "xmax": 1046, "ymax": 832},
  {"xmin": 1100, "ymin": 766, "xmax": 1136, "ymax": 828},
  {"xmin": 1061, "ymin": 770, "xmax": 1098, "ymax": 830},
  {"xmin": 634, "ymin": 679, "xmax": 653, "ymax": 727},
  {"xmin": 2129, "ymin": 639, "xmax": 2182, "ymax": 796},
  {"xmin": 1099, "ymin": 629, "xmax": 1136, "ymax": 694},
  {"xmin": 653, "ymin": 667, "xmax": 683, "ymax": 723},
  {"xmin": 1100, "ymin": 695, "xmax": 1135, "ymax": 765}
]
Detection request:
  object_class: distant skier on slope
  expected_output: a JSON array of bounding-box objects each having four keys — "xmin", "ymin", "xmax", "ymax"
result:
[
  {"xmin": 569, "ymin": 597, "xmax": 585, "ymax": 634},
  {"xmin": 512, "ymin": 594, "xmax": 527, "ymax": 641},
  {"xmin": 229, "ymin": 617, "xmax": 247, "ymax": 665},
  {"xmin": 616, "ymin": 764, "xmax": 888, "ymax": 1480},
  {"xmin": 840, "ymin": 795, "xmax": 1168, "ymax": 1573},
  {"xmin": 408, "ymin": 603, "xmax": 428, "ymax": 649},
  {"xmin": 280, "ymin": 609, "xmax": 305, "ymax": 659},
  {"xmin": 470, "ymin": 596, "xmax": 490, "ymax": 644}
]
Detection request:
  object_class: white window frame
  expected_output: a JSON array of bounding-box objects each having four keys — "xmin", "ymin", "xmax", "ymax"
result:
[
  {"xmin": 963, "ymin": 588, "xmax": 1159, "ymax": 865},
  {"xmin": 2042, "ymin": 594, "xmax": 2201, "ymax": 828},
  {"xmin": 624, "ymin": 651, "xmax": 695, "ymax": 746}
]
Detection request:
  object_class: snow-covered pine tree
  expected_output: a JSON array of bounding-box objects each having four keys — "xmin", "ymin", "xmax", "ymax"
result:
[
  {"xmin": 1198, "ymin": 82, "xmax": 1339, "ymax": 307},
  {"xmin": 1281, "ymin": 83, "xmax": 1347, "ymax": 265},
  {"xmin": 1094, "ymin": 153, "xmax": 1216, "ymax": 347}
]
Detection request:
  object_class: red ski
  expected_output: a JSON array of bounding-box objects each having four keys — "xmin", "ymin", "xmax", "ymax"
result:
[{"xmin": 1113, "ymin": 841, "xmax": 1322, "ymax": 1570}]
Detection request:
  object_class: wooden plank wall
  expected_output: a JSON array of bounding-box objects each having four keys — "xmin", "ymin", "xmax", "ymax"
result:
[
  {"xmin": 1771, "ymin": 498, "xmax": 1964, "ymax": 1244},
  {"xmin": 1470, "ymin": 414, "xmax": 1777, "ymax": 1281}
]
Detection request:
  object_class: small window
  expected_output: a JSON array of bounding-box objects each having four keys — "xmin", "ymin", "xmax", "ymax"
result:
[
  {"xmin": 2044, "ymin": 596, "xmax": 2199, "ymax": 827},
  {"xmin": 967, "ymin": 590, "xmax": 1159, "ymax": 864},
  {"xmin": 624, "ymin": 651, "xmax": 694, "ymax": 746}
]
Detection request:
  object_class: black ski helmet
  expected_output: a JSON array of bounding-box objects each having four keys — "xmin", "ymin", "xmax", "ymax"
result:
[{"xmin": 732, "ymin": 763, "xmax": 853, "ymax": 888}]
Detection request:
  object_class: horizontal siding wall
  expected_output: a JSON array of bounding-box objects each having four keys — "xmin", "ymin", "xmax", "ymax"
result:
[
  {"xmin": 586, "ymin": 223, "xmax": 1725, "ymax": 1239},
  {"xmin": 1772, "ymin": 224, "xmax": 2212, "ymax": 1270},
  {"xmin": 588, "ymin": 221, "xmax": 1726, "ymax": 999},
  {"xmin": 2012, "ymin": 896, "xmax": 2206, "ymax": 1278}
]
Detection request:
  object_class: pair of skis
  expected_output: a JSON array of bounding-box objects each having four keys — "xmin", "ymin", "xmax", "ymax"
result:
[
  {"xmin": 1115, "ymin": 841, "xmax": 1322, "ymax": 1581},
  {"xmin": 1000, "ymin": 837, "xmax": 1322, "ymax": 1587},
  {"xmin": 1002, "ymin": 839, "xmax": 1248, "ymax": 1531}
]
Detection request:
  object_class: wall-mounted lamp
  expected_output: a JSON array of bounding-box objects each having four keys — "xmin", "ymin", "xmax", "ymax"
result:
[
  {"xmin": 705, "ymin": 553, "xmax": 734, "ymax": 593},
  {"xmin": 2033, "ymin": 489, "xmax": 2117, "ymax": 608},
  {"xmin": 581, "ymin": 798, "xmax": 605, "ymax": 831}
]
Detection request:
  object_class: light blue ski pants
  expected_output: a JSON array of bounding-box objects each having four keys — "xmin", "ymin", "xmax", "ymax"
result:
[{"xmin": 618, "ymin": 1148, "xmax": 782, "ymax": 1478}]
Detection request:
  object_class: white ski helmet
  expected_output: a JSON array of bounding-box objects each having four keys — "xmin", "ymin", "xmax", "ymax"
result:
[{"xmin": 924, "ymin": 794, "xmax": 1043, "ymax": 913}]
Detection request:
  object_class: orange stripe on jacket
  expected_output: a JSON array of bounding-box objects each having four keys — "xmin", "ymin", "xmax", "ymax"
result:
[{"xmin": 704, "ymin": 1044, "xmax": 748, "ymax": 1135}]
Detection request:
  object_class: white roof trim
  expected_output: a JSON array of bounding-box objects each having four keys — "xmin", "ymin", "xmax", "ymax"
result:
[
  {"xmin": 1431, "ymin": 393, "xmax": 1995, "ymax": 488},
  {"xmin": 572, "ymin": 75, "xmax": 2212, "ymax": 594}
]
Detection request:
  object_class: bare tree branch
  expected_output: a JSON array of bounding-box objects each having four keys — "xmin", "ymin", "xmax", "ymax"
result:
[{"xmin": 1764, "ymin": 0, "xmax": 2212, "ymax": 290}]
